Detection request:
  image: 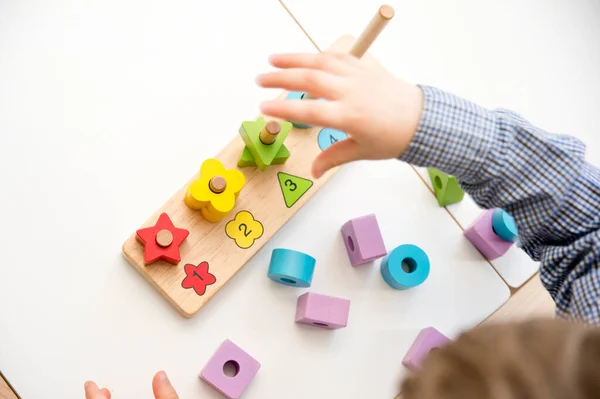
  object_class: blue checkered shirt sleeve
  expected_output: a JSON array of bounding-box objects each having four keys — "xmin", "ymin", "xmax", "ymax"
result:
[{"xmin": 399, "ymin": 85, "xmax": 600, "ymax": 325}]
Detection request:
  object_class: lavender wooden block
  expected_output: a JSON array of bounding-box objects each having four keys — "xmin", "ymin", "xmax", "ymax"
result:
[
  {"xmin": 464, "ymin": 209, "xmax": 513, "ymax": 260},
  {"xmin": 340, "ymin": 214, "xmax": 387, "ymax": 266},
  {"xmin": 200, "ymin": 339, "xmax": 261, "ymax": 399},
  {"xmin": 295, "ymin": 292, "xmax": 350, "ymax": 329},
  {"xmin": 402, "ymin": 327, "xmax": 451, "ymax": 371}
]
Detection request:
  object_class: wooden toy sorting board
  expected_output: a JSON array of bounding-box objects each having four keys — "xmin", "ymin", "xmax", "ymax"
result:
[{"xmin": 122, "ymin": 11, "xmax": 394, "ymax": 317}]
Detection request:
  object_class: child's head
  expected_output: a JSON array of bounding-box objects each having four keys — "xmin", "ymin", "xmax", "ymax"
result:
[{"xmin": 401, "ymin": 319, "xmax": 600, "ymax": 399}]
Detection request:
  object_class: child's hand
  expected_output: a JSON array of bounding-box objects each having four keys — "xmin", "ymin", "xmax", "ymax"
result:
[
  {"xmin": 84, "ymin": 371, "xmax": 179, "ymax": 399},
  {"xmin": 256, "ymin": 52, "xmax": 424, "ymax": 178}
]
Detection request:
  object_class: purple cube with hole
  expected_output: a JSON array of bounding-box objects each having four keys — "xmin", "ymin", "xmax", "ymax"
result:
[
  {"xmin": 464, "ymin": 209, "xmax": 513, "ymax": 260},
  {"xmin": 295, "ymin": 292, "xmax": 350, "ymax": 329},
  {"xmin": 199, "ymin": 339, "xmax": 261, "ymax": 399},
  {"xmin": 402, "ymin": 327, "xmax": 451, "ymax": 371},
  {"xmin": 340, "ymin": 214, "xmax": 387, "ymax": 266}
]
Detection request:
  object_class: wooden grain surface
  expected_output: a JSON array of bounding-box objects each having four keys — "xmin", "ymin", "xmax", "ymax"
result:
[{"xmin": 0, "ymin": 375, "xmax": 17, "ymax": 399}]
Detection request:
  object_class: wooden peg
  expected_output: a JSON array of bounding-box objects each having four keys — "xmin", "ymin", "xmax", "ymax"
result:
[
  {"xmin": 302, "ymin": 4, "xmax": 393, "ymax": 102},
  {"xmin": 209, "ymin": 176, "xmax": 227, "ymax": 193},
  {"xmin": 156, "ymin": 229, "xmax": 174, "ymax": 247},
  {"xmin": 259, "ymin": 121, "xmax": 281, "ymax": 145},
  {"xmin": 349, "ymin": 5, "xmax": 394, "ymax": 59}
]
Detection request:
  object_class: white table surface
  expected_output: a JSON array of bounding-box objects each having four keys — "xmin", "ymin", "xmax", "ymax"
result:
[
  {"xmin": 283, "ymin": 0, "xmax": 600, "ymax": 287},
  {"xmin": 0, "ymin": 1, "xmax": 511, "ymax": 398}
]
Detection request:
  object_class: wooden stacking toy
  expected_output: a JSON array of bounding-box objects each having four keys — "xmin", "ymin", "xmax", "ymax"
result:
[
  {"xmin": 381, "ymin": 244, "xmax": 430, "ymax": 289},
  {"xmin": 295, "ymin": 292, "xmax": 350, "ymax": 330},
  {"xmin": 267, "ymin": 248, "xmax": 315, "ymax": 287},
  {"xmin": 238, "ymin": 117, "xmax": 292, "ymax": 171},
  {"xmin": 464, "ymin": 208, "xmax": 518, "ymax": 260},
  {"xmin": 184, "ymin": 158, "xmax": 246, "ymax": 223},
  {"xmin": 427, "ymin": 167, "xmax": 465, "ymax": 207},
  {"xmin": 340, "ymin": 214, "xmax": 387, "ymax": 266},
  {"xmin": 402, "ymin": 327, "xmax": 451, "ymax": 371},
  {"xmin": 121, "ymin": 4, "xmax": 396, "ymax": 317},
  {"xmin": 199, "ymin": 339, "xmax": 261, "ymax": 399}
]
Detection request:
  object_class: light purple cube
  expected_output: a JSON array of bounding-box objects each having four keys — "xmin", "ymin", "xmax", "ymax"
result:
[
  {"xmin": 295, "ymin": 292, "xmax": 350, "ymax": 329},
  {"xmin": 402, "ymin": 327, "xmax": 451, "ymax": 371},
  {"xmin": 340, "ymin": 214, "xmax": 387, "ymax": 266},
  {"xmin": 464, "ymin": 209, "xmax": 513, "ymax": 260},
  {"xmin": 199, "ymin": 339, "xmax": 261, "ymax": 399}
]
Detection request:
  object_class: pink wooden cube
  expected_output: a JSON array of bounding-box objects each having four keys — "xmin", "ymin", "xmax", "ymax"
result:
[
  {"xmin": 402, "ymin": 327, "xmax": 451, "ymax": 371},
  {"xmin": 199, "ymin": 339, "xmax": 261, "ymax": 399},
  {"xmin": 464, "ymin": 209, "xmax": 513, "ymax": 260},
  {"xmin": 340, "ymin": 214, "xmax": 387, "ymax": 266},
  {"xmin": 295, "ymin": 292, "xmax": 350, "ymax": 329}
]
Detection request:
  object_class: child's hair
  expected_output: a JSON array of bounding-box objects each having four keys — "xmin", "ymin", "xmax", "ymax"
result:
[{"xmin": 400, "ymin": 319, "xmax": 600, "ymax": 399}]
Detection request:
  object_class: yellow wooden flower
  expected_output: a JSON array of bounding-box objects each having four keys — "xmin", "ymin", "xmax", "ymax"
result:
[{"xmin": 184, "ymin": 159, "xmax": 245, "ymax": 220}]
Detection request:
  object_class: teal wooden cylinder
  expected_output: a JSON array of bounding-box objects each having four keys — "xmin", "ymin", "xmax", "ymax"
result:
[
  {"xmin": 491, "ymin": 208, "xmax": 518, "ymax": 242},
  {"xmin": 268, "ymin": 248, "xmax": 315, "ymax": 287},
  {"xmin": 381, "ymin": 244, "xmax": 430, "ymax": 290}
]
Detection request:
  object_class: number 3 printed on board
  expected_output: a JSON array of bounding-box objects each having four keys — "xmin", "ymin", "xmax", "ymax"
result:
[
  {"xmin": 284, "ymin": 179, "xmax": 297, "ymax": 192},
  {"xmin": 277, "ymin": 172, "xmax": 313, "ymax": 208}
]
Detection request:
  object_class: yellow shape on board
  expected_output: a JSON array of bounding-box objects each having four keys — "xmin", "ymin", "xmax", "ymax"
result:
[
  {"xmin": 225, "ymin": 211, "xmax": 264, "ymax": 249},
  {"xmin": 184, "ymin": 158, "xmax": 246, "ymax": 222}
]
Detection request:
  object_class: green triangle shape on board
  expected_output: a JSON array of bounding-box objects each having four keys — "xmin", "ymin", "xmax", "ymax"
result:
[
  {"xmin": 238, "ymin": 145, "xmax": 290, "ymax": 168},
  {"xmin": 277, "ymin": 172, "xmax": 313, "ymax": 208}
]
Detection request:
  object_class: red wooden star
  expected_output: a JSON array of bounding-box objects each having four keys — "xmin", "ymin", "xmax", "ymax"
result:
[
  {"xmin": 136, "ymin": 212, "xmax": 189, "ymax": 265},
  {"xmin": 181, "ymin": 262, "xmax": 216, "ymax": 296}
]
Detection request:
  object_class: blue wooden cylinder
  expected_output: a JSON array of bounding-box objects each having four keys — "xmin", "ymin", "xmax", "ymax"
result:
[
  {"xmin": 491, "ymin": 208, "xmax": 518, "ymax": 242},
  {"xmin": 267, "ymin": 248, "xmax": 315, "ymax": 287},
  {"xmin": 381, "ymin": 244, "xmax": 430, "ymax": 290},
  {"xmin": 285, "ymin": 91, "xmax": 312, "ymax": 129}
]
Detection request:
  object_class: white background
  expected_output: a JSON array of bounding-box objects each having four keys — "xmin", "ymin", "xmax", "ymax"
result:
[{"xmin": 3, "ymin": 0, "xmax": 597, "ymax": 398}]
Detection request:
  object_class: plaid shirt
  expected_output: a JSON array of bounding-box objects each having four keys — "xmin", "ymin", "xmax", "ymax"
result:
[{"xmin": 400, "ymin": 85, "xmax": 600, "ymax": 325}]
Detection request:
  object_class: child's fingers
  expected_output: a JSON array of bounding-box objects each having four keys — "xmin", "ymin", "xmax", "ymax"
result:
[
  {"xmin": 312, "ymin": 138, "xmax": 363, "ymax": 179},
  {"xmin": 256, "ymin": 69, "xmax": 343, "ymax": 100},
  {"xmin": 268, "ymin": 52, "xmax": 355, "ymax": 75},
  {"xmin": 263, "ymin": 99, "xmax": 347, "ymax": 131},
  {"xmin": 260, "ymin": 98, "xmax": 344, "ymax": 130},
  {"xmin": 152, "ymin": 371, "xmax": 179, "ymax": 399},
  {"xmin": 100, "ymin": 388, "xmax": 111, "ymax": 399},
  {"xmin": 84, "ymin": 381, "xmax": 110, "ymax": 399},
  {"xmin": 320, "ymin": 51, "xmax": 365, "ymax": 69}
]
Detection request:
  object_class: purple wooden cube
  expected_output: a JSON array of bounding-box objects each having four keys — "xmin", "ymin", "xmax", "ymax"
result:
[
  {"xmin": 199, "ymin": 339, "xmax": 261, "ymax": 399},
  {"xmin": 402, "ymin": 327, "xmax": 451, "ymax": 371},
  {"xmin": 340, "ymin": 214, "xmax": 387, "ymax": 266},
  {"xmin": 464, "ymin": 209, "xmax": 513, "ymax": 260},
  {"xmin": 295, "ymin": 292, "xmax": 350, "ymax": 329}
]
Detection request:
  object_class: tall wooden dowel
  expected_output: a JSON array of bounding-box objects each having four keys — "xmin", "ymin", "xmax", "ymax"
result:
[
  {"xmin": 303, "ymin": 5, "xmax": 394, "ymax": 101},
  {"xmin": 349, "ymin": 5, "xmax": 394, "ymax": 59}
]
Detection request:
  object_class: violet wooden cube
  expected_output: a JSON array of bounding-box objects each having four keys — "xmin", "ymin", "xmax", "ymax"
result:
[
  {"xmin": 295, "ymin": 292, "xmax": 350, "ymax": 329},
  {"xmin": 340, "ymin": 214, "xmax": 387, "ymax": 266},
  {"xmin": 402, "ymin": 327, "xmax": 451, "ymax": 371},
  {"xmin": 464, "ymin": 209, "xmax": 513, "ymax": 260},
  {"xmin": 199, "ymin": 339, "xmax": 261, "ymax": 399}
]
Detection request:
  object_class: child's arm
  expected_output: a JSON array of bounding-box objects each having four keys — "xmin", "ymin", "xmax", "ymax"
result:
[
  {"xmin": 400, "ymin": 86, "xmax": 600, "ymax": 324},
  {"xmin": 257, "ymin": 52, "xmax": 600, "ymax": 324}
]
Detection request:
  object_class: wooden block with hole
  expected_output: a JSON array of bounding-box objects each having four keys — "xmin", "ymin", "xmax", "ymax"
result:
[
  {"xmin": 427, "ymin": 167, "xmax": 465, "ymax": 207},
  {"xmin": 121, "ymin": 6, "xmax": 396, "ymax": 317}
]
